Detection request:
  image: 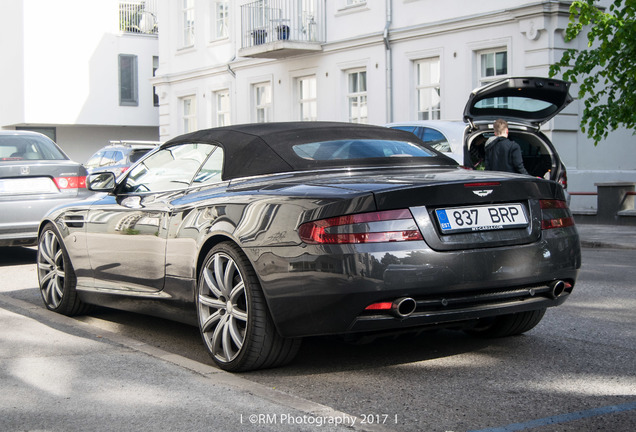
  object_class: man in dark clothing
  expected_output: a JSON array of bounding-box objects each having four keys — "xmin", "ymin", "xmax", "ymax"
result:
[{"xmin": 484, "ymin": 119, "xmax": 529, "ymax": 175}]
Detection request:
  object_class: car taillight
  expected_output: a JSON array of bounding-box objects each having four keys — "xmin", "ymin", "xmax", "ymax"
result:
[
  {"xmin": 540, "ymin": 199, "xmax": 574, "ymax": 230},
  {"xmin": 298, "ymin": 209, "xmax": 423, "ymax": 244},
  {"xmin": 54, "ymin": 176, "xmax": 87, "ymax": 189},
  {"xmin": 558, "ymin": 171, "xmax": 568, "ymax": 189}
]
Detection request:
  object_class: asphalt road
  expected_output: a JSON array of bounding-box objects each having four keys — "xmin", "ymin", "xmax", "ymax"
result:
[{"xmin": 1, "ymin": 246, "xmax": 635, "ymax": 431}]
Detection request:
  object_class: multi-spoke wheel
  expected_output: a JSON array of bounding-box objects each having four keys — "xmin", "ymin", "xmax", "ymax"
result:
[
  {"xmin": 37, "ymin": 223, "xmax": 88, "ymax": 315},
  {"xmin": 197, "ymin": 242, "xmax": 300, "ymax": 372}
]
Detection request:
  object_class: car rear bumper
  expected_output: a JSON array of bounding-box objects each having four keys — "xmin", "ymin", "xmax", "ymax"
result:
[
  {"xmin": 0, "ymin": 194, "xmax": 89, "ymax": 246},
  {"xmin": 247, "ymin": 226, "xmax": 581, "ymax": 338}
]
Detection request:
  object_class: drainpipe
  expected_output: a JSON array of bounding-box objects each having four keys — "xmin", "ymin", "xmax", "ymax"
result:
[
  {"xmin": 227, "ymin": 56, "xmax": 236, "ymax": 78},
  {"xmin": 384, "ymin": 0, "xmax": 393, "ymax": 124}
]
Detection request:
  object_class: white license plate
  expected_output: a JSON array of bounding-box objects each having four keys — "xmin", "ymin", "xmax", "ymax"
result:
[
  {"xmin": 0, "ymin": 177, "xmax": 57, "ymax": 194},
  {"xmin": 435, "ymin": 204, "xmax": 528, "ymax": 234}
]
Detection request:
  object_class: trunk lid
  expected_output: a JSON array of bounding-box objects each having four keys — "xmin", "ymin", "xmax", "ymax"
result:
[
  {"xmin": 278, "ymin": 167, "xmax": 566, "ymax": 251},
  {"xmin": 0, "ymin": 161, "xmax": 87, "ymax": 198},
  {"xmin": 463, "ymin": 77, "xmax": 573, "ymax": 128}
]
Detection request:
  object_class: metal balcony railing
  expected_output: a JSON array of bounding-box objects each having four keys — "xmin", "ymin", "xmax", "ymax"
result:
[
  {"xmin": 241, "ymin": 0, "xmax": 325, "ymax": 49},
  {"xmin": 119, "ymin": 0, "xmax": 158, "ymax": 35}
]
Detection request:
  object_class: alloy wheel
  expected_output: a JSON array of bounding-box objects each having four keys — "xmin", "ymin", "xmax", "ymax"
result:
[
  {"xmin": 198, "ymin": 251, "xmax": 248, "ymax": 364},
  {"xmin": 37, "ymin": 229, "xmax": 66, "ymax": 309}
]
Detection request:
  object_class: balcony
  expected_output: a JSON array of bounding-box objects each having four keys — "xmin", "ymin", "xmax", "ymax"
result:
[
  {"xmin": 239, "ymin": 0, "xmax": 326, "ymax": 59},
  {"xmin": 119, "ymin": 0, "xmax": 158, "ymax": 35}
]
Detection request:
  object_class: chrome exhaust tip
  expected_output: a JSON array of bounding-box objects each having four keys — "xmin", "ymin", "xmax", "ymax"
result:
[
  {"xmin": 548, "ymin": 280, "xmax": 566, "ymax": 299},
  {"xmin": 391, "ymin": 297, "xmax": 417, "ymax": 318}
]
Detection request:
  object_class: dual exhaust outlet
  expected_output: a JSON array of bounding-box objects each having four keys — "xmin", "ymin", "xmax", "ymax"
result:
[
  {"xmin": 388, "ymin": 280, "xmax": 568, "ymax": 319},
  {"xmin": 548, "ymin": 280, "xmax": 566, "ymax": 299},
  {"xmin": 391, "ymin": 297, "xmax": 417, "ymax": 318}
]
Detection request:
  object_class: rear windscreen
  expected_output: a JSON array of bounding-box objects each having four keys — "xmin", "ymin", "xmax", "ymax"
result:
[
  {"xmin": 0, "ymin": 135, "xmax": 67, "ymax": 161},
  {"xmin": 474, "ymin": 96, "xmax": 554, "ymax": 113},
  {"xmin": 292, "ymin": 139, "xmax": 437, "ymax": 161}
]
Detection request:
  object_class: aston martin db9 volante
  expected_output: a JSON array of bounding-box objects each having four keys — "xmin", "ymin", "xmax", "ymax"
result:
[{"xmin": 37, "ymin": 122, "xmax": 581, "ymax": 372}]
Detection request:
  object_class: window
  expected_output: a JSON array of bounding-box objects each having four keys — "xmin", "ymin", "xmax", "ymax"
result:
[
  {"xmin": 479, "ymin": 49, "xmax": 508, "ymax": 85},
  {"xmin": 123, "ymin": 143, "xmax": 219, "ymax": 193},
  {"xmin": 416, "ymin": 58, "xmax": 441, "ymax": 120},
  {"xmin": 215, "ymin": 90, "xmax": 231, "ymax": 126},
  {"xmin": 182, "ymin": 0, "xmax": 195, "ymax": 47},
  {"xmin": 182, "ymin": 96, "xmax": 197, "ymax": 133},
  {"xmin": 0, "ymin": 134, "xmax": 65, "ymax": 161},
  {"xmin": 152, "ymin": 56, "xmax": 159, "ymax": 107},
  {"xmin": 253, "ymin": 82, "xmax": 272, "ymax": 123},
  {"xmin": 478, "ymin": 48, "xmax": 509, "ymax": 108},
  {"xmin": 194, "ymin": 146, "xmax": 225, "ymax": 185},
  {"xmin": 391, "ymin": 126, "xmax": 451, "ymax": 153},
  {"xmin": 297, "ymin": 76, "xmax": 317, "ymax": 121},
  {"xmin": 119, "ymin": 54, "xmax": 138, "ymax": 106},
  {"xmin": 292, "ymin": 139, "xmax": 436, "ymax": 161},
  {"xmin": 212, "ymin": 1, "xmax": 229, "ymax": 40},
  {"xmin": 347, "ymin": 70, "xmax": 367, "ymax": 124}
]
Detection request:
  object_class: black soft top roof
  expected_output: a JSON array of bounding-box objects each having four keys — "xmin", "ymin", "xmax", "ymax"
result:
[{"xmin": 165, "ymin": 122, "xmax": 452, "ymax": 180}]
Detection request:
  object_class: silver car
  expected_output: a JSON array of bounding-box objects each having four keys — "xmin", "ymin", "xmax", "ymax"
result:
[{"xmin": 0, "ymin": 131, "xmax": 92, "ymax": 247}]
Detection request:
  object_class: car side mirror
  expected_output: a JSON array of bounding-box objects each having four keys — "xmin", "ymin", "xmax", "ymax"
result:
[{"xmin": 87, "ymin": 172, "xmax": 116, "ymax": 192}]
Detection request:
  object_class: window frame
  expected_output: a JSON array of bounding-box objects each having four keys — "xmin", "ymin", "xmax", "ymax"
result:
[
  {"xmin": 214, "ymin": 89, "xmax": 231, "ymax": 127},
  {"xmin": 253, "ymin": 82, "xmax": 272, "ymax": 123},
  {"xmin": 118, "ymin": 54, "xmax": 139, "ymax": 106},
  {"xmin": 181, "ymin": 0, "xmax": 196, "ymax": 48},
  {"xmin": 346, "ymin": 69, "xmax": 367, "ymax": 124},
  {"xmin": 211, "ymin": 0, "xmax": 230, "ymax": 40},
  {"xmin": 478, "ymin": 48, "xmax": 509, "ymax": 86},
  {"xmin": 415, "ymin": 57, "xmax": 441, "ymax": 120},
  {"xmin": 297, "ymin": 75, "xmax": 317, "ymax": 121},
  {"xmin": 181, "ymin": 95, "xmax": 197, "ymax": 133},
  {"xmin": 152, "ymin": 56, "xmax": 159, "ymax": 107}
]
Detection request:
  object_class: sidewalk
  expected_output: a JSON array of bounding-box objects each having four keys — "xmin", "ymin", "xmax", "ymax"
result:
[
  {"xmin": 0, "ymin": 294, "xmax": 390, "ymax": 432},
  {"xmin": 576, "ymin": 223, "xmax": 636, "ymax": 250}
]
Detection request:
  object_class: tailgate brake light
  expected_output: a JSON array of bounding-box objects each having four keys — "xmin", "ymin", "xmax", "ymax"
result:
[
  {"xmin": 54, "ymin": 176, "xmax": 87, "ymax": 189},
  {"xmin": 299, "ymin": 209, "xmax": 423, "ymax": 244},
  {"xmin": 540, "ymin": 199, "xmax": 574, "ymax": 230}
]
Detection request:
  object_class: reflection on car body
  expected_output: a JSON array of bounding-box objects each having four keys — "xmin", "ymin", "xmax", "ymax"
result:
[{"xmin": 37, "ymin": 122, "xmax": 580, "ymax": 372}]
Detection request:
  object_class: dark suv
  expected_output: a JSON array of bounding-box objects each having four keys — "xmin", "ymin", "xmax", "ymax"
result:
[
  {"xmin": 388, "ymin": 76, "xmax": 573, "ymax": 193},
  {"xmin": 85, "ymin": 140, "xmax": 160, "ymax": 178}
]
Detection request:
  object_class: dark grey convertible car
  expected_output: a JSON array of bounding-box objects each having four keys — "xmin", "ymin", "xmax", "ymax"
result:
[{"xmin": 37, "ymin": 122, "xmax": 581, "ymax": 371}]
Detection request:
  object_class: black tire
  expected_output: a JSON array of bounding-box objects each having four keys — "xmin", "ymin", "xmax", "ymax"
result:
[
  {"xmin": 196, "ymin": 242, "xmax": 301, "ymax": 372},
  {"xmin": 37, "ymin": 223, "xmax": 91, "ymax": 316},
  {"xmin": 465, "ymin": 309, "xmax": 546, "ymax": 338}
]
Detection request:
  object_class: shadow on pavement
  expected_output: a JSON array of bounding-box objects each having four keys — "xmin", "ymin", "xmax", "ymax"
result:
[{"xmin": 0, "ymin": 247, "xmax": 37, "ymax": 267}]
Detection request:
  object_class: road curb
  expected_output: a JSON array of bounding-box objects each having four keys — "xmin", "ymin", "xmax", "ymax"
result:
[{"xmin": 580, "ymin": 240, "xmax": 636, "ymax": 250}]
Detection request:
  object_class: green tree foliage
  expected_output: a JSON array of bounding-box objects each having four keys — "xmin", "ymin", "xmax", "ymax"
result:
[{"xmin": 549, "ymin": 0, "xmax": 636, "ymax": 144}]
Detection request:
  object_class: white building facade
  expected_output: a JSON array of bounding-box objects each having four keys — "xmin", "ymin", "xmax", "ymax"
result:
[
  {"xmin": 0, "ymin": 0, "xmax": 160, "ymax": 162},
  {"xmin": 152, "ymin": 0, "xmax": 635, "ymax": 212}
]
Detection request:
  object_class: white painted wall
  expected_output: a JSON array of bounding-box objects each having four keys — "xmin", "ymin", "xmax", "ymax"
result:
[
  {"xmin": 0, "ymin": 0, "xmax": 160, "ymax": 158},
  {"xmin": 0, "ymin": 1, "xmax": 25, "ymax": 126},
  {"xmin": 19, "ymin": 0, "xmax": 158, "ymax": 126}
]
